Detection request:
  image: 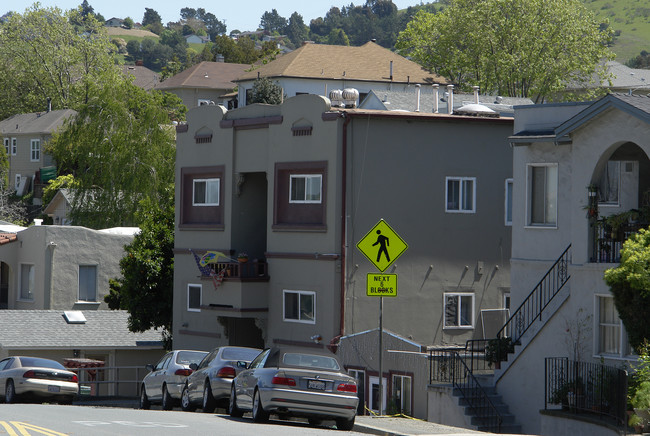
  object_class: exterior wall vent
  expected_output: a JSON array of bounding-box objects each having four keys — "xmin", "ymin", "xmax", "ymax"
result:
[
  {"xmin": 194, "ymin": 134, "xmax": 213, "ymax": 144},
  {"xmin": 292, "ymin": 126, "xmax": 313, "ymax": 136}
]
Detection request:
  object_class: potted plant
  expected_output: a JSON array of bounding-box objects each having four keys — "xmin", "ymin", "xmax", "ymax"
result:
[
  {"xmin": 237, "ymin": 252, "xmax": 249, "ymax": 263},
  {"xmin": 550, "ymin": 377, "xmax": 585, "ymax": 410},
  {"xmin": 485, "ymin": 337, "xmax": 514, "ymax": 369}
]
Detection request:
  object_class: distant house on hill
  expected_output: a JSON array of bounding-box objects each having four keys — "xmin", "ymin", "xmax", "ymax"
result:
[
  {"xmin": 105, "ymin": 17, "xmax": 123, "ymax": 27},
  {"xmin": 154, "ymin": 61, "xmax": 249, "ymax": 109},
  {"xmin": 185, "ymin": 34, "xmax": 210, "ymax": 44},
  {"xmin": 234, "ymin": 41, "xmax": 449, "ymax": 107}
]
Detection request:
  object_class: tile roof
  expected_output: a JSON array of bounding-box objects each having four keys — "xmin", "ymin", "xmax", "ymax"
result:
[
  {"xmin": 0, "ymin": 109, "xmax": 77, "ymax": 135},
  {"xmin": 235, "ymin": 41, "xmax": 448, "ymax": 85},
  {"xmin": 155, "ymin": 61, "xmax": 249, "ymax": 91},
  {"xmin": 0, "ymin": 310, "xmax": 163, "ymax": 349},
  {"xmin": 0, "ymin": 233, "xmax": 17, "ymax": 245}
]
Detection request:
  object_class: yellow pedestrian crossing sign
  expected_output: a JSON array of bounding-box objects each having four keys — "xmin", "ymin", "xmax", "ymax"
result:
[{"xmin": 356, "ymin": 219, "xmax": 408, "ymax": 272}]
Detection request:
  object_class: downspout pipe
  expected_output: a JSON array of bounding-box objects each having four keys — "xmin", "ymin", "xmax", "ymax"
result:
[{"xmin": 340, "ymin": 112, "xmax": 351, "ymax": 338}]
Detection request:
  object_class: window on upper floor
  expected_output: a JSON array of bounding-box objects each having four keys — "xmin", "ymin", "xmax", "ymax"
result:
[
  {"xmin": 193, "ymin": 178, "xmax": 220, "ymax": 206},
  {"xmin": 595, "ymin": 295, "xmax": 634, "ymax": 359},
  {"xmin": 446, "ymin": 177, "xmax": 475, "ymax": 213},
  {"xmin": 289, "ymin": 174, "xmax": 322, "ymax": 204},
  {"xmin": 30, "ymin": 139, "xmax": 40, "ymax": 162},
  {"xmin": 274, "ymin": 162, "xmax": 327, "ymax": 230},
  {"xmin": 11, "ymin": 138, "xmax": 17, "ymax": 156},
  {"xmin": 188, "ymin": 284, "xmax": 201, "ymax": 312},
  {"xmin": 180, "ymin": 166, "xmax": 224, "ymax": 228},
  {"xmin": 78, "ymin": 265, "xmax": 97, "ymax": 302},
  {"xmin": 283, "ymin": 290, "xmax": 315, "ymax": 324},
  {"xmin": 444, "ymin": 292, "xmax": 474, "ymax": 328},
  {"xmin": 3, "ymin": 138, "xmax": 8, "ymax": 156},
  {"xmin": 527, "ymin": 163, "xmax": 557, "ymax": 226},
  {"xmin": 505, "ymin": 178, "xmax": 513, "ymax": 226},
  {"xmin": 20, "ymin": 264, "xmax": 34, "ymax": 300}
]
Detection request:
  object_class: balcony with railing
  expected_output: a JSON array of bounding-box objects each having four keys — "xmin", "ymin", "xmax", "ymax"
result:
[
  {"xmin": 591, "ymin": 217, "xmax": 648, "ymax": 263},
  {"xmin": 200, "ymin": 260, "xmax": 270, "ymax": 313}
]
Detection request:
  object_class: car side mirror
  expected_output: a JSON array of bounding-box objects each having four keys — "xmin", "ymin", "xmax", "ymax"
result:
[
  {"xmin": 189, "ymin": 363, "xmax": 198, "ymax": 371},
  {"xmin": 145, "ymin": 364, "xmax": 154, "ymax": 372},
  {"xmin": 237, "ymin": 361, "xmax": 248, "ymax": 369}
]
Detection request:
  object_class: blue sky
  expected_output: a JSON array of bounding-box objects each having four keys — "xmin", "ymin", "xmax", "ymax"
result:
[{"xmin": 5, "ymin": 1, "xmax": 421, "ymax": 34}]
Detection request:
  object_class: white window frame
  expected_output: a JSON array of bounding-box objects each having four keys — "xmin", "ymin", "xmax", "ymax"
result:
[
  {"xmin": 597, "ymin": 161, "xmax": 621, "ymax": 206},
  {"xmin": 3, "ymin": 138, "xmax": 8, "ymax": 155},
  {"xmin": 526, "ymin": 163, "xmax": 558, "ymax": 227},
  {"xmin": 594, "ymin": 294, "xmax": 635, "ymax": 360},
  {"xmin": 445, "ymin": 176, "xmax": 476, "ymax": 213},
  {"xmin": 283, "ymin": 289, "xmax": 316, "ymax": 324},
  {"xmin": 30, "ymin": 139, "xmax": 41, "ymax": 162},
  {"xmin": 19, "ymin": 263, "xmax": 34, "ymax": 301},
  {"xmin": 443, "ymin": 292, "xmax": 474, "ymax": 329},
  {"xmin": 505, "ymin": 178, "xmax": 513, "ymax": 226},
  {"xmin": 14, "ymin": 174, "xmax": 21, "ymax": 191},
  {"xmin": 192, "ymin": 178, "xmax": 220, "ymax": 206},
  {"xmin": 11, "ymin": 138, "xmax": 17, "ymax": 156},
  {"xmin": 391, "ymin": 374, "xmax": 412, "ymax": 416},
  {"xmin": 289, "ymin": 174, "xmax": 322, "ymax": 204},
  {"xmin": 187, "ymin": 284, "xmax": 202, "ymax": 312},
  {"xmin": 78, "ymin": 264, "xmax": 97, "ymax": 302}
]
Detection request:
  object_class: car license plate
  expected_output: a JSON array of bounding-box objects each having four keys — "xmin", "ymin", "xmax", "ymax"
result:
[
  {"xmin": 48, "ymin": 385, "xmax": 60, "ymax": 393},
  {"xmin": 308, "ymin": 380, "xmax": 326, "ymax": 390}
]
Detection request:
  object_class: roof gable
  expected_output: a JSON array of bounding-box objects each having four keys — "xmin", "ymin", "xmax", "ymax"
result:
[
  {"xmin": 0, "ymin": 109, "xmax": 77, "ymax": 135},
  {"xmin": 155, "ymin": 61, "xmax": 249, "ymax": 91},
  {"xmin": 235, "ymin": 41, "xmax": 448, "ymax": 85}
]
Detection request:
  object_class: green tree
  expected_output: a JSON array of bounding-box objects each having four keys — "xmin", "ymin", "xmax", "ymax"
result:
[
  {"xmin": 260, "ymin": 9, "xmax": 287, "ymax": 33},
  {"xmin": 396, "ymin": 0, "xmax": 614, "ymax": 102},
  {"xmin": 142, "ymin": 7, "xmax": 161, "ymax": 27},
  {"xmin": 45, "ymin": 79, "xmax": 185, "ymax": 228},
  {"xmin": 0, "ymin": 5, "xmax": 118, "ymax": 119},
  {"xmin": 286, "ymin": 12, "xmax": 309, "ymax": 47},
  {"xmin": 250, "ymin": 77, "xmax": 283, "ymax": 105},
  {"xmin": 123, "ymin": 16, "xmax": 134, "ymax": 29},
  {"xmin": 105, "ymin": 193, "xmax": 175, "ymax": 348},
  {"xmin": 604, "ymin": 228, "xmax": 650, "ymax": 352},
  {"xmin": 328, "ymin": 28, "xmax": 350, "ymax": 46}
]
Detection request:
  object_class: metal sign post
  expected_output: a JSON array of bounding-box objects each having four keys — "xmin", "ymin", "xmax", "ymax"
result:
[{"xmin": 379, "ymin": 295, "xmax": 383, "ymax": 416}]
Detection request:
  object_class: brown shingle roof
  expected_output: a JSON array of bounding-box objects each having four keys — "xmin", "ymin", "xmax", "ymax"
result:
[
  {"xmin": 155, "ymin": 61, "xmax": 249, "ymax": 91},
  {"xmin": 0, "ymin": 109, "xmax": 77, "ymax": 135},
  {"xmin": 121, "ymin": 65, "xmax": 160, "ymax": 90},
  {"xmin": 235, "ymin": 41, "xmax": 448, "ymax": 85}
]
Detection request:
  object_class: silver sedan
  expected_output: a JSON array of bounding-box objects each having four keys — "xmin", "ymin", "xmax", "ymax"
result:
[
  {"xmin": 0, "ymin": 356, "xmax": 79, "ymax": 404},
  {"xmin": 140, "ymin": 349, "xmax": 208, "ymax": 410},
  {"xmin": 229, "ymin": 347, "xmax": 358, "ymax": 430},
  {"xmin": 181, "ymin": 346, "xmax": 261, "ymax": 413}
]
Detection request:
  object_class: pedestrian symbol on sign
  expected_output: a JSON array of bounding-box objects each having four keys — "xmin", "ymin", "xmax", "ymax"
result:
[
  {"xmin": 356, "ymin": 219, "xmax": 407, "ymax": 272},
  {"xmin": 372, "ymin": 230, "xmax": 390, "ymax": 263}
]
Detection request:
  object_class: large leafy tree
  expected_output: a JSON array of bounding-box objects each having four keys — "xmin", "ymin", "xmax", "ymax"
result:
[
  {"xmin": 260, "ymin": 9, "xmax": 287, "ymax": 33},
  {"xmin": 0, "ymin": 5, "xmax": 117, "ymax": 119},
  {"xmin": 604, "ymin": 228, "xmax": 650, "ymax": 352},
  {"xmin": 46, "ymin": 79, "xmax": 185, "ymax": 229},
  {"xmin": 395, "ymin": 0, "xmax": 614, "ymax": 102},
  {"xmin": 105, "ymin": 194, "xmax": 175, "ymax": 348},
  {"xmin": 286, "ymin": 12, "xmax": 309, "ymax": 47}
]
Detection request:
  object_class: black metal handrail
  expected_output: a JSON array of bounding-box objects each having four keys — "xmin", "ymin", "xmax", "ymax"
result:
[
  {"xmin": 496, "ymin": 245, "xmax": 571, "ymax": 345},
  {"xmin": 592, "ymin": 220, "xmax": 648, "ymax": 263},
  {"xmin": 545, "ymin": 357, "xmax": 628, "ymax": 430},
  {"xmin": 429, "ymin": 349, "xmax": 502, "ymax": 432}
]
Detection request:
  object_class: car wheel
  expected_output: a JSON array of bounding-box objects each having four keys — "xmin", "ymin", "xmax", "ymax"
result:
[
  {"xmin": 202, "ymin": 381, "xmax": 216, "ymax": 413},
  {"xmin": 308, "ymin": 418, "xmax": 322, "ymax": 426},
  {"xmin": 252, "ymin": 389, "xmax": 269, "ymax": 423},
  {"xmin": 59, "ymin": 395, "xmax": 74, "ymax": 405},
  {"xmin": 161, "ymin": 385, "xmax": 173, "ymax": 411},
  {"xmin": 181, "ymin": 385, "xmax": 196, "ymax": 412},
  {"xmin": 229, "ymin": 385, "xmax": 244, "ymax": 418},
  {"xmin": 140, "ymin": 386, "xmax": 151, "ymax": 410},
  {"xmin": 336, "ymin": 416, "xmax": 355, "ymax": 431},
  {"xmin": 5, "ymin": 380, "xmax": 17, "ymax": 404}
]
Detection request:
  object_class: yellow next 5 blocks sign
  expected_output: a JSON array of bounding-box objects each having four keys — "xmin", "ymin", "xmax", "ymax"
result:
[{"xmin": 366, "ymin": 273, "xmax": 397, "ymax": 297}]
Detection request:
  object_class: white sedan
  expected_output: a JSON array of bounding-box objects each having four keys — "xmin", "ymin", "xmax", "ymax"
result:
[{"xmin": 0, "ymin": 356, "xmax": 79, "ymax": 404}]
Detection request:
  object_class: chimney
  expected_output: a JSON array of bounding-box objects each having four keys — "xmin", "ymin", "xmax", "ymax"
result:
[
  {"xmin": 415, "ymin": 84, "xmax": 421, "ymax": 112},
  {"xmin": 433, "ymin": 84, "xmax": 439, "ymax": 113},
  {"xmin": 473, "ymin": 86, "xmax": 479, "ymax": 104},
  {"xmin": 390, "ymin": 61, "xmax": 393, "ymax": 81},
  {"xmin": 47, "ymin": 97, "xmax": 52, "ymax": 113},
  {"xmin": 215, "ymin": 53, "xmax": 225, "ymax": 62},
  {"xmin": 447, "ymin": 84, "xmax": 454, "ymax": 115}
]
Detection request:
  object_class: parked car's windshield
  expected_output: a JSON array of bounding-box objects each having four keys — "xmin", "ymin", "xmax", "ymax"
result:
[
  {"xmin": 282, "ymin": 353, "xmax": 340, "ymax": 370},
  {"xmin": 18, "ymin": 357, "xmax": 64, "ymax": 370},
  {"xmin": 222, "ymin": 348, "xmax": 260, "ymax": 362},
  {"xmin": 176, "ymin": 351, "xmax": 208, "ymax": 365}
]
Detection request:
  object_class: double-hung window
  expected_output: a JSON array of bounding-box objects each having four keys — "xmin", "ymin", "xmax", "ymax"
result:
[
  {"xmin": 528, "ymin": 164, "xmax": 557, "ymax": 226},
  {"xmin": 597, "ymin": 161, "xmax": 620, "ymax": 204},
  {"xmin": 20, "ymin": 264, "xmax": 34, "ymax": 300},
  {"xmin": 290, "ymin": 174, "xmax": 322, "ymax": 203},
  {"xmin": 193, "ymin": 178, "xmax": 220, "ymax": 206},
  {"xmin": 30, "ymin": 139, "xmax": 40, "ymax": 162},
  {"xmin": 3, "ymin": 138, "xmax": 8, "ymax": 155},
  {"xmin": 444, "ymin": 292, "xmax": 474, "ymax": 328},
  {"xmin": 283, "ymin": 290, "xmax": 315, "ymax": 323},
  {"xmin": 446, "ymin": 177, "xmax": 475, "ymax": 213},
  {"xmin": 596, "ymin": 295, "xmax": 633, "ymax": 358},
  {"xmin": 187, "ymin": 284, "xmax": 201, "ymax": 312},
  {"xmin": 11, "ymin": 138, "xmax": 17, "ymax": 156},
  {"xmin": 78, "ymin": 265, "xmax": 97, "ymax": 302}
]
